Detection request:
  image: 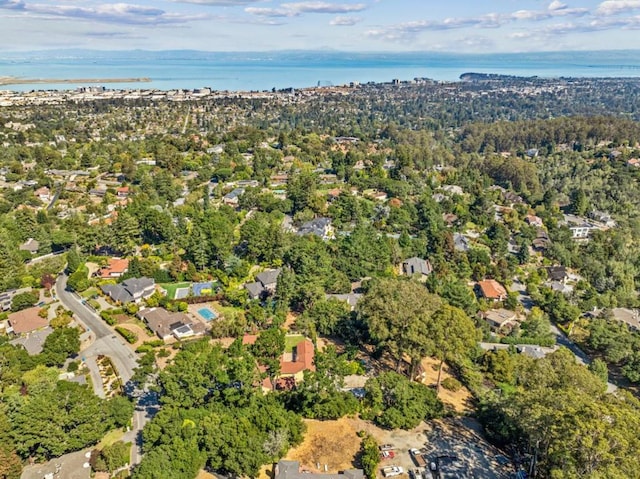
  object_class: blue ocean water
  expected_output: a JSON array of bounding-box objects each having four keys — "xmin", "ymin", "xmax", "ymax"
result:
[{"xmin": 1, "ymin": 50, "xmax": 640, "ymax": 92}]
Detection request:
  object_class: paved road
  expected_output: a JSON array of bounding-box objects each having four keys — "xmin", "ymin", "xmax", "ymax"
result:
[
  {"xmin": 55, "ymin": 274, "xmax": 138, "ymax": 383},
  {"xmin": 55, "ymin": 273, "xmax": 154, "ymax": 465}
]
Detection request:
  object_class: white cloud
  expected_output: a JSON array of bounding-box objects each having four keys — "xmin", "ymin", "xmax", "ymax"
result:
[
  {"xmin": 246, "ymin": 1, "xmax": 367, "ymax": 17},
  {"xmin": 0, "ymin": 1, "xmax": 207, "ymax": 24},
  {"xmin": 597, "ymin": 0, "xmax": 640, "ymax": 16},
  {"xmin": 548, "ymin": 1, "xmax": 567, "ymax": 11},
  {"xmin": 329, "ymin": 15, "xmax": 360, "ymax": 25},
  {"xmin": 171, "ymin": 0, "xmax": 262, "ymax": 5}
]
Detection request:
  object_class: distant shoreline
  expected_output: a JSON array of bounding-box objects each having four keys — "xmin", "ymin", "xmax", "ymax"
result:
[{"xmin": 0, "ymin": 76, "xmax": 151, "ymax": 86}]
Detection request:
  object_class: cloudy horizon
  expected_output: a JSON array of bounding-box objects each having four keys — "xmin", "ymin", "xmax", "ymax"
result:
[{"xmin": 1, "ymin": 1, "xmax": 640, "ymax": 52}]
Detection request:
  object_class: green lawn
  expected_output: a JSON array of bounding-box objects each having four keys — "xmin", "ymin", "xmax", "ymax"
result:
[
  {"xmin": 80, "ymin": 287, "xmax": 100, "ymax": 299},
  {"xmin": 160, "ymin": 282, "xmax": 191, "ymax": 299},
  {"xmin": 284, "ymin": 334, "xmax": 305, "ymax": 353},
  {"xmin": 97, "ymin": 428, "xmax": 125, "ymax": 449}
]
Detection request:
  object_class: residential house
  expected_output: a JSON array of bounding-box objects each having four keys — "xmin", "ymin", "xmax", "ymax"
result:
[
  {"xmin": 453, "ymin": 233, "xmax": 471, "ymax": 252},
  {"xmin": 137, "ymin": 307, "xmax": 205, "ymax": 340},
  {"xmin": 525, "ymin": 215, "xmax": 544, "ymax": 227},
  {"xmin": 526, "ymin": 148, "xmax": 539, "ymax": 158},
  {"xmin": 401, "ymin": 256, "xmax": 433, "ymax": 280},
  {"xmin": 503, "ymin": 191, "xmax": 525, "ymax": 206},
  {"xmin": 325, "ymin": 293, "xmax": 362, "ymax": 310},
  {"xmin": 98, "ymin": 258, "xmax": 129, "ymax": 278},
  {"xmin": 590, "ymin": 210, "xmax": 616, "ymax": 228},
  {"xmin": 297, "ymin": 217, "xmax": 334, "ymax": 240},
  {"xmin": 34, "ymin": 186, "xmax": 51, "ymax": 202},
  {"xmin": 101, "ymin": 277, "xmax": 155, "ymax": 304},
  {"xmin": 549, "ymin": 281, "xmax": 573, "ymax": 295},
  {"xmin": 222, "ymin": 188, "xmax": 245, "ymax": 206},
  {"xmin": 10, "ymin": 327, "xmax": 53, "ymax": 355},
  {"xmin": 477, "ymin": 279, "xmax": 508, "ymax": 302},
  {"xmin": 275, "ymin": 461, "xmax": 363, "ymax": 479},
  {"xmin": 243, "ymin": 335, "xmax": 316, "ymax": 391},
  {"xmin": 280, "ymin": 338, "xmax": 315, "ymax": 384},
  {"xmin": 546, "ymin": 266, "xmax": 568, "ymax": 283},
  {"xmin": 6, "ymin": 307, "xmax": 49, "ymax": 335},
  {"xmin": 0, "ymin": 288, "xmax": 31, "ymax": 311},
  {"xmin": 483, "ymin": 309, "xmax": 518, "ymax": 332},
  {"xmin": 19, "ymin": 238, "xmax": 40, "ymax": 254},
  {"xmin": 517, "ymin": 345, "xmax": 551, "ymax": 359},
  {"xmin": 532, "ymin": 229, "xmax": 551, "ymax": 251},
  {"xmin": 441, "ymin": 184, "xmax": 464, "ymax": 196},
  {"xmin": 245, "ymin": 269, "xmax": 281, "ymax": 300},
  {"xmin": 563, "ymin": 214, "xmax": 601, "ymax": 239},
  {"xmin": 270, "ymin": 174, "xmax": 289, "ymax": 187},
  {"xmin": 116, "ymin": 186, "xmax": 130, "ymax": 198},
  {"xmin": 610, "ymin": 308, "xmax": 640, "ymax": 331}
]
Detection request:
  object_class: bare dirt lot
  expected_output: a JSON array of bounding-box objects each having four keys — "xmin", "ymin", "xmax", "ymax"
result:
[
  {"xmin": 418, "ymin": 357, "xmax": 475, "ymax": 414},
  {"xmin": 287, "ymin": 417, "xmax": 362, "ymax": 473},
  {"xmin": 266, "ymin": 415, "xmax": 512, "ymax": 479}
]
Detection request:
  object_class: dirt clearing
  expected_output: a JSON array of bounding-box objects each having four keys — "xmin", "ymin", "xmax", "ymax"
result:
[
  {"xmin": 418, "ymin": 357, "xmax": 474, "ymax": 414},
  {"xmin": 286, "ymin": 417, "xmax": 362, "ymax": 473}
]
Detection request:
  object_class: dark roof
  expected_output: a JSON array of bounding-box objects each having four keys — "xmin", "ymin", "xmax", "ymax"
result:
[
  {"xmin": 402, "ymin": 257, "xmax": 432, "ymax": 276},
  {"xmin": 297, "ymin": 217, "xmax": 332, "ymax": 237},
  {"xmin": 547, "ymin": 266, "xmax": 568, "ymax": 281},
  {"xmin": 245, "ymin": 281, "xmax": 264, "ymax": 299},
  {"xmin": 101, "ymin": 277, "xmax": 155, "ymax": 303},
  {"xmin": 223, "ymin": 188, "xmax": 245, "ymax": 201},
  {"xmin": 256, "ymin": 268, "xmax": 281, "ymax": 287},
  {"xmin": 138, "ymin": 307, "xmax": 193, "ymax": 339}
]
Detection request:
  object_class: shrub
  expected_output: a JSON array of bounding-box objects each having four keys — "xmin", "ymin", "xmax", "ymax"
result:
[
  {"xmin": 115, "ymin": 326, "xmax": 137, "ymax": 344},
  {"xmin": 101, "ymin": 311, "xmax": 116, "ymax": 326},
  {"xmin": 441, "ymin": 377, "xmax": 463, "ymax": 392},
  {"xmin": 359, "ymin": 434, "xmax": 380, "ymax": 479}
]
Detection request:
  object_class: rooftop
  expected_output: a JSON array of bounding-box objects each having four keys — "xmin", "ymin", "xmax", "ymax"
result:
[{"xmin": 7, "ymin": 307, "xmax": 49, "ymax": 334}]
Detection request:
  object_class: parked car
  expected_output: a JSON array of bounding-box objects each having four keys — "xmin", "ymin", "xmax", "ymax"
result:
[
  {"xmin": 379, "ymin": 444, "xmax": 395, "ymax": 451},
  {"xmin": 380, "ymin": 450, "xmax": 395, "ymax": 460}
]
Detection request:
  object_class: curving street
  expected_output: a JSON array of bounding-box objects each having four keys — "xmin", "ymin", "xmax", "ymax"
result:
[{"xmin": 55, "ymin": 273, "xmax": 152, "ymax": 466}]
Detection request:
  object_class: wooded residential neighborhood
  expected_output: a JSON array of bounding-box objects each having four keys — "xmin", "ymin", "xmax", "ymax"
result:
[{"xmin": 2, "ymin": 75, "xmax": 640, "ymax": 479}]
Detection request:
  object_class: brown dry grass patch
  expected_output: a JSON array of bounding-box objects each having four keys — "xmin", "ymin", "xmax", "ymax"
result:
[
  {"xmin": 419, "ymin": 357, "xmax": 474, "ymax": 414},
  {"xmin": 287, "ymin": 418, "xmax": 361, "ymax": 473}
]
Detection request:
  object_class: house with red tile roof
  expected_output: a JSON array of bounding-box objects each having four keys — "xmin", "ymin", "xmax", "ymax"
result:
[
  {"xmin": 116, "ymin": 186, "xmax": 130, "ymax": 198},
  {"xmin": 99, "ymin": 258, "xmax": 129, "ymax": 278},
  {"xmin": 477, "ymin": 279, "xmax": 508, "ymax": 302},
  {"xmin": 242, "ymin": 334, "xmax": 315, "ymax": 392}
]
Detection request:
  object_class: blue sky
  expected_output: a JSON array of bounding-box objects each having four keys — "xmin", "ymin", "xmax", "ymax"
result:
[{"xmin": 1, "ymin": 0, "xmax": 640, "ymax": 51}]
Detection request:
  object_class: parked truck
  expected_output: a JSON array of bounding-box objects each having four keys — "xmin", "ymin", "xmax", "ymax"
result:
[
  {"xmin": 381, "ymin": 466, "xmax": 405, "ymax": 477},
  {"xmin": 410, "ymin": 449, "xmax": 427, "ymax": 468}
]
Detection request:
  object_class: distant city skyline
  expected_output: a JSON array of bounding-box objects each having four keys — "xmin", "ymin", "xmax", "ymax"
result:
[{"xmin": 1, "ymin": 1, "xmax": 640, "ymax": 52}]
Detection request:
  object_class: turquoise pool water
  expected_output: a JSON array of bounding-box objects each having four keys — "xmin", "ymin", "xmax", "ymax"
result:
[{"xmin": 198, "ymin": 307, "xmax": 217, "ymax": 321}]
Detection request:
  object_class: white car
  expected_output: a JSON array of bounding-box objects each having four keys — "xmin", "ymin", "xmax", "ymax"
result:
[{"xmin": 381, "ymin": 466, "xmax": 405, "ymax": 477}]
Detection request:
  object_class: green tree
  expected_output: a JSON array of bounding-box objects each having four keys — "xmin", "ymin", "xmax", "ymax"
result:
[
  {"xmin": 66, "ymin": 246, "xmax": 83, "ymax": 274},
  {"xmin": 363, "ymin": 372, "xmax": 443, "ymax": 429},
  {"xmin": 10, "ymin": 291, "xmax": 39, "ymax": 312},
  {"xmin": 359, "ymin": 434, "xmax": 380, "ymax": 479},
  {"xmin": 67, "ymin": 264, "xmax": 90, "ymax": 292},
  {"xmin": 358, "ymin": 278, "xmax": 442, "ymax": 374},
  {"xmin": 40, "ymin": 327, "xmax": 81, "ymax": 367},
  {"xmin": 428, "ymin": 305, "xmax": 480, "ymax": 391}
]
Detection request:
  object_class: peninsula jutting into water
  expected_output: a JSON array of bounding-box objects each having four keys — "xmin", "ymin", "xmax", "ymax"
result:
[{"xmin": 0, "ymin": 76, "xmax": 151, "ymax": 86}]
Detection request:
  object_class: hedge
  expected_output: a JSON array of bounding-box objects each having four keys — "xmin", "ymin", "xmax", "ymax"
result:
[{"xmin": 115, "ymin": 326, "xmax": 137, "ymax": 344}]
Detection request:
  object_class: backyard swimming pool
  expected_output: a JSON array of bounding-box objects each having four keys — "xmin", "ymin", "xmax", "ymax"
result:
[{"xmin": 198, "ymin": 307, "xmax": 218, "ymax": 321}]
